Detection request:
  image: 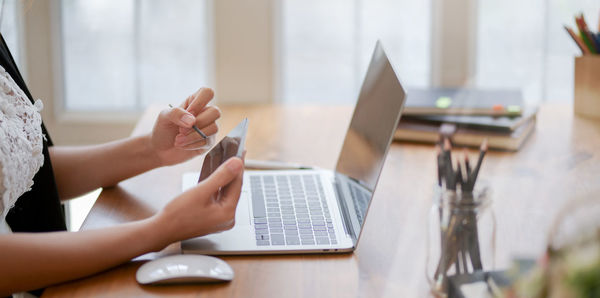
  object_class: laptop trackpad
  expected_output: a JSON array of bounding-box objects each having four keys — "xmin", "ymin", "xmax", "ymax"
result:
[{"xmin": 182, "ymin": 225, "xmax": 256, "ymax": 253}]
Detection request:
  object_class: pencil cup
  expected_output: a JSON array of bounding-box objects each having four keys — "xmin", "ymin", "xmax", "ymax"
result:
[
  {"xmin": 574, "ymin": 56, "xmax": 600, "ymax": 119},
  {"xmin": 425, "ymin": 186, "xmax": 496, "ymax": 297}
]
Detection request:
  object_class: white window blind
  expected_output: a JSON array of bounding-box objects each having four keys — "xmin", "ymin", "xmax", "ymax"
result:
[
  {"xmin": 0, "ymin": 0, "xmax": 22, "ymax": 69},
  {"xmin": 476, "ymin": 0, "xmax": 600, "ymax": 104},
  {"xmin": 52, "ymin": 0, "xmax": 600, "ymax": 113},
  {"xmin": 281, "ymin": 0, "xmax": 599, "ymax": 105},
  {"xmin": 61, "ymin": 0, "xmax": 210, "ymax": 112},
  {"xmin": 279, "ymin": 0, "xmax": 431, "ymax": 104}
]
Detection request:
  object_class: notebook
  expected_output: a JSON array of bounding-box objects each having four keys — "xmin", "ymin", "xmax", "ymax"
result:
[
  {"xmin": 181, "ymin": 41, "xmax": 406, "ymax": 254},
  {"xmin": 404, "ymin": 87, "xmax": 524, "ymax": 116},
  {"xmin": 402, "ymin": 106, "xmax": 538, "ymax": 133},
  {"xmin": 394, "ymin": 117, "xmax": 536, "ymax": 151}
]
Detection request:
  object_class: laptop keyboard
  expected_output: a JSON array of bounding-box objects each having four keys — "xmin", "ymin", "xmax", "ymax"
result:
[
  {"xmin": 348, "ymin": 182, "xmax": 370, "ymax": 227},
  {"xmin": 250, "ymin": 174, "xmax": 337, "ymax": 246}
]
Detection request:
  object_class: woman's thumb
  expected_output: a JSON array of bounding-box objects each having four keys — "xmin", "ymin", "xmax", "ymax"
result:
[{"xmin": 200, "ymin": 157, "xmax": 243, "ymax": 193}]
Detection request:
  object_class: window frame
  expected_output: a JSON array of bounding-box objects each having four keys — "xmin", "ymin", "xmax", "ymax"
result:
[{"xmin": 23, "ymin": 0, "xmax": 220, "ymax": 144}]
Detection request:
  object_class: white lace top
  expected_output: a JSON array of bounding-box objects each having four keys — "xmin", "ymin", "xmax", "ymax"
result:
[{"xmin": 0, "ymin": 65, "xmax": 45, "ymax": 234}]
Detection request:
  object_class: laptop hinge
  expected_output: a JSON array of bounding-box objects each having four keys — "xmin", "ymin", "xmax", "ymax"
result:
[{"xmin": 332, "ymin": 180, "xmax": 357, "ymax": 242}]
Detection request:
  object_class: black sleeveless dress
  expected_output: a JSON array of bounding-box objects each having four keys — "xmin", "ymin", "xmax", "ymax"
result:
[{"xmin": 0, "ymin": 34, "xmax": 67, "ymax": 233}]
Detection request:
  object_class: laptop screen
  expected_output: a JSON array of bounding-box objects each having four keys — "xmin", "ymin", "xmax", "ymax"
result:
[{"xmin": 335, "ymin": 41, "xmax": 406, "ymax": 192}]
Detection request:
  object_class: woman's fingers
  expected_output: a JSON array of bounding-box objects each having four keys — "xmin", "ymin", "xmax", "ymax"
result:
[
  {"xmin": 177, "ymin": 106, "xmax": 220, "ymax": 135},
  {"xmin": 168, "ymin": 88, "xmax": 220, "ymax": 150},
  {"xmin": 182, "ymin": 88, "xmax": 215, "ymax": 115},
  {"xmin": 219, "ymin": 161, "xmax": 244, "ymax": 208},
  {"xmin": 196, "ymin": 106, "xmax": 221, "ymax": 130},
  {"xmin": 163, "ymin": 157, "xmax": 244, "ymax": 239},
  {"xmin": 213, "ymin": 159, "xmax": 244, "ymax": 230},
  {"xmin": 173, "ymin": 98, "xmax": 220, "ymax": 150},
  {"xmin": 175, "ymin": 123, "xmax": 218, "ymax": 147},
  {"xmin": 163, "ymin": 106, "xmax": 197, "ymax": 128},
  {"xmin": 199, "ymin": 157, "xmax": 243, "ymax": 195}
]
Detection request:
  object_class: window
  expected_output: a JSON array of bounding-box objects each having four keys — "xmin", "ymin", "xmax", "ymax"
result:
[
  {"xmin": 61, "ymin": 0, "xmax": 211, "ymax": 111},
  {"xmin": 279, "ymin": 0, "xmax": 431, "ymax": 104},
  {"xmin": 26, "ymin": 1, "xmax": 600, "ymax": 122},
  {"xmin": 281, "ymin": 0, "xmax": 600, "ymax": 105},
  {"xmin": 0, "ymin": 0, "xmax": 22, "ymax": 68},
  {"xmin": 476, "ymin": 0, "xmax": 600, "ymax": 104},
  {"xmin": 357, "ymin": 0, "xmax": 431, "ymax": 91},
  {"xmin": 279, "ymin": 0, "xmax": 356, "ymax": 104}
]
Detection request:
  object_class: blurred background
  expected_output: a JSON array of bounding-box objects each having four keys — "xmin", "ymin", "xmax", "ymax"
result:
[
  {"xmin": 3, "ymin": 0, "xmax": 599, "ymax": 144},
  {"xmin": 1, "ymin": 0, "xmax": 598, "ymax": 229}
]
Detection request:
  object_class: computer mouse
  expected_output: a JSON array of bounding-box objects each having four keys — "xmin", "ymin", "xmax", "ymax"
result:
[{"xmin": 136, "ymin": 254, "xmax": 234, "ymax": 285}]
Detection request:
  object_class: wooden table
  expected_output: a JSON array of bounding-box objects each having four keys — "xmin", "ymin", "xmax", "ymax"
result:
[{"xmin": 43, "ymin": 104, "xmax": 600, "ymax": 297}]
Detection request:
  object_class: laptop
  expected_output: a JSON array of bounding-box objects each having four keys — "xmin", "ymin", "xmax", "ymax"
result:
[{"xmin": 182, "ymin": 41, "xmax": 406, "ymax": 254}]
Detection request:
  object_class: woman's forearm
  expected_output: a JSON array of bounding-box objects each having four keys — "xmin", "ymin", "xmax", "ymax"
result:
[
  {"xmin": 49, "ymin": 135, "xmax": 161, "ymax": 200},
  {"xmin": 0, "ymin": 157, "xmax": 244, "ymax": 296},
  {"xmin": 0, "ymin": 214, "xmax": 170, "ymax": 296}
]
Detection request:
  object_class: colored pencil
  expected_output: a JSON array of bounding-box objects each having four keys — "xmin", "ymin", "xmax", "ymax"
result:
[
  {"xmin": 576, "ymin": 14, "xmax": 598, "ymax": 53},
  {"xmin": 580, "ymin": 14, "xmax": 600, "ymax": 51},
  {"xmin": 564, "ymin": 25, "xmax": 591, "ymax": 55}
]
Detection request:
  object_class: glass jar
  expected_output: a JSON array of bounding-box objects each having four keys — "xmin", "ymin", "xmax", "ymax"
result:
[{"xmin": 425, "ymin": 186, "xmax": 496, "ymax": 296}]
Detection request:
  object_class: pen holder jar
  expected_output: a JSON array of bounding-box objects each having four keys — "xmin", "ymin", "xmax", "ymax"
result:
[
  {"xmin": 574, "ymin": 56, "xmax": 600, "ymax": 119},
  {"xmin": 425, "ymin": 186, "xmax": 496, "ymax": 297}
]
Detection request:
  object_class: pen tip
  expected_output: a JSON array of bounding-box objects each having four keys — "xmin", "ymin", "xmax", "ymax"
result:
[{"xmin": 481, "ymin": 138, "xmax": 488, "ymax": 152}]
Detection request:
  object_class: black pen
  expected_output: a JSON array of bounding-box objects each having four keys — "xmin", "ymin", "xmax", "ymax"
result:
[
  {"xmin": 455, "ymin": 162, "xmax": 464, "ymax": 191},
  {"xmin": 443, "ymin": 138, "xmax": 455, "ymax": 190},
  {"xmin": 436, "ymin": 146, "xmax": 444, "ymax": 187},
  {"xmin": 169, "ymin": 104, "xmax": 208, "ymax": 139},
  {"xmin": 463, "ymin": 148, "xmax": 471, "ymax": 178},
  {"xmin": 466, "ymin": 139, "xmax": 488, "ymax": 191}
]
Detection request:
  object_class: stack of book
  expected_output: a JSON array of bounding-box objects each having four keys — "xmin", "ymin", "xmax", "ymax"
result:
[{"xmin": 394, "ymin": 88, "xmax": 537, "ymax": 151}]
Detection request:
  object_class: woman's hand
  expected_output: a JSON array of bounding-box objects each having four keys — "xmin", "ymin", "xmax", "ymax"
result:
[
  {"xmin": 154, "ymin": 157, "xmax": 244, "ymax": 244},
  {"xmin": 149, "ymin": 87, "xmax": 221, "ymax": 166},
  {"xmin": 0, "ymin": 157, "xmax": 244, "ymax": 295}
]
